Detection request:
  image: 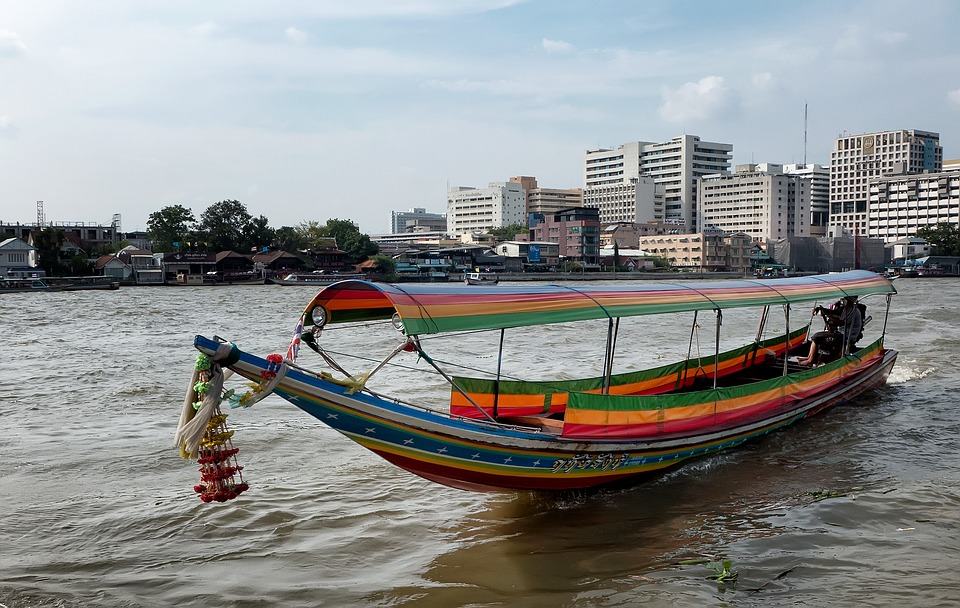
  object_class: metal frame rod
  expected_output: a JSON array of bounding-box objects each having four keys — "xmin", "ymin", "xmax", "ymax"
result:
[
  {"xmin": 755, "ymin": 305, "xmax": 769, "ymax": 343},
  {"xmin": 414, "ymin": 343, "xmax": 497, "ymax": 423},
  {"xmin": 493, "ymin": 328, "xmax": 505, "ymax": 418},
  {"xmin": 783, "ymin": 303, "xmax": 791, "ymax": 376},
  {"xmin": 360, "ymin": 340, "xmax": 409, "ymax": 385},
  {"xmin": 601, "ymin": 318, "xmax": 614, "ymax": 393},
  {"xmin": 748, "ymin": 305, "xmax": 769, "ymax": 367},
  {"xmin": 314, "ymin": 342, "xmax": 358, "ymax": 381},
  {"xmin": 881, "ymin": 293, "xmax": 891, "ymax": 340},
  {"xmin": 603, "ymin": 318, "xmax": 620, "ymax": 394},
  {"xmin": 678, "ymin": 311, "xmax": 699, "ymax": 390},
  {"xmin": 713, "ymin": 309, "xmax": 722, "ymax": 389}
]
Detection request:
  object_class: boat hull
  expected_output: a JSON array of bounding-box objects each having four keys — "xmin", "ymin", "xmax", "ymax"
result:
[{"xmin": 195, "ymin": 336, "xmax": 896, "ymax": 492}]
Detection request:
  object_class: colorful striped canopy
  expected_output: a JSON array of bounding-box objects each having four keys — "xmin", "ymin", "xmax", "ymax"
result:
[{"xmin": 302, "ymin": 270, "xmax": 895, "ymax": 336}]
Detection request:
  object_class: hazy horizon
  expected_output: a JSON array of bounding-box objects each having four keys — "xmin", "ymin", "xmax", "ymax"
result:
[{"xmin": 2, "ymin": 0, "xmax": 959, "ymax": 233}]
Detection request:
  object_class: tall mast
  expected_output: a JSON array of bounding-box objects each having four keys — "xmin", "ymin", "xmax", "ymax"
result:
[{"xmin": 803, "ymin": 102, "xmax": 808, "ymax": 166}]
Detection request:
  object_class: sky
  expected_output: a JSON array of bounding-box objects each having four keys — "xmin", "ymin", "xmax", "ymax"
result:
[{"xmin": 1, "ymin": 0, "xmax": 959, "ymax": 233}]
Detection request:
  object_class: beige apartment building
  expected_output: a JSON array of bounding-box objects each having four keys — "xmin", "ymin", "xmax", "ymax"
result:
[
  {"xmin": 637, "ymin": 232, "xmax": 752, "ymax": 272},
  {"xmin": 698, "ymin": 164, "xmax": 810, "ymax": 243},
  {"xmin": 509, "ymin": 176, "xmax": 583, "ymax": 216},
  {"xmin": 868, "ymin": 170, "xmax": 960, "ymax": 242},
  {"xmin": 829, "ymin": 129, "xmax": 942, "ymax": 233}
]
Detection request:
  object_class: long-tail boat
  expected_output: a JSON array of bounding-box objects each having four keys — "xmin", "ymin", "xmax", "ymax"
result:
[{"xmin": 184, "ymin": 270, "xmax": 896, "ymax": 493}]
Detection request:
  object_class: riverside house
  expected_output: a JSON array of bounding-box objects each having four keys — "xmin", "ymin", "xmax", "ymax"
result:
[{"xmin": 0, "ymin": 237, "xmax": 42, "ymax": 278}]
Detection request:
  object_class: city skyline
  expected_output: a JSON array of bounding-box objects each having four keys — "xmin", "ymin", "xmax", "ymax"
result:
[{"xmin": 2, "ymin": 0, "xmax": 959, "ymax": 233}]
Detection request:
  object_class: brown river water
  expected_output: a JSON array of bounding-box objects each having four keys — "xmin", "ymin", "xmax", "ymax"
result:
[{"xmin": 1, "ymin": 279, "xmax": 957, "ymax": 607}]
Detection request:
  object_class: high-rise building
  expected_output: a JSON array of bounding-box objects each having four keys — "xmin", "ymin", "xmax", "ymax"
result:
[
  {"xmin": 698, "ymin": 164, "xmax": 810, "ymax": 243},
  {"xmin": 508, "ymin": 176, "xmax": 583, "ymax": 216},
  {"xmin": 584, "ymin": 135, "xmax": 732, "ymax": 230},
  {"xmin": 390, "ymin": 207, "xmax": 446, "ymax": 234},
  {"xmin": 829, "ymin": 129, "xmax": 942, "ymax": 233},
  {"xmin": 446, "ymin": 182, "xmax": 526, "ymax": 236},
  {"xmin": 868, "ymin": 170, "xmax": 960, "ymax": 242},
  {"xmin": 782, "ymin": 163, "xmax": 829, "ymax": 236}
]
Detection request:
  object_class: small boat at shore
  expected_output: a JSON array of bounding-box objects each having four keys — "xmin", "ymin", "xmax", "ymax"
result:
[
  {"xmin": 464, "ymin": 271, "xmax": 499, "ymax": 285},
  {"xmin": 0, "ymin": 277, "xmax": 120, "ymax": 294},
  {"xmin": 178, "ymin": 270, "xmax": 896, "ymax": 494},
  {"xmin": 267, "ymin": 272, "xmax": 364, "ymax": 286}
]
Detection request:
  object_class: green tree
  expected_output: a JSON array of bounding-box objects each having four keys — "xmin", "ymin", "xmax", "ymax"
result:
[
  {"xmin": 652, "ymin": 256, "xmax": 670, "ymax": 269},
  {"xmin": 244, "ymin": 214, "xmax": 275, "ymax": 252},
  {"xmin": 916, "ymin": 223, "xmax": 960, "ymax": 256},
  {"xmin": 32, "ymin": 228, "xmax": 67, "ymax": 275},
  {"xmin": 146, "ymin": 205, "xmax": 196, "ymax": 252},
  {"xmin": 368, "ymin": 254, "xmax": 396, "ymax": 275},
  {"xmin": 298, "ymin": 218, "xmax": 378, "ymax": 261},
  {"xmin": 487, "ymin": 223, "xmax": 528, "ymax": 241},
  {"xmin": 198, "ymin": 200, "xmax": 253, "ymax": 252},
  {"xmin": 68, "ymin": 253, "xmax": 92, "ymax": 276},
  {"xmin": 90, "ymin": 240, "xmax": 130, "ymax": 257},
  {"xmin": 272, "ymin": 226, "xmax": 303, "ymax": 251}
]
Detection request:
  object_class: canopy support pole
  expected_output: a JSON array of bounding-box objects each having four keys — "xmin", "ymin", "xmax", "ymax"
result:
[
  {"xmin": 881, "ymin": 294, "xmax": 891, "ymax": 341},
  {"xmin": 493, "ymin": 328, "xmax": 505, "ymax": 418},
  {"xmin": 601, "ymin": 318, "xmax": 614, "ymax": 394},
  {"xmin": 309, "ymin": 339, "xmax": 359, "ymax": 382},
  {"xmin": 360, "ymin": 340, "xmax": 409, "ymax": 386},
  {"xmin": 678, "ymin": 311, "xmax": 699, "ymax": 390},
  {"xmin": 414, "ymin": 343, "xmax": 497, "ymax": 423},
  {"xmin": 603, "ymin": 318, "xmax": 620, "ymax": 394},
  {"xmin": 783, "ymin": 304, "xmax": 791, "ymax": 376},
  {"xmin": 755, "ymin": 305, "xmax": 769, "ymax": 343},
  {"xmin": 713, "ymin": 309, "xmax": 722, "ymax": 389},
  {"xmin": 748, "ymin": 305, "xmax": 769, "ymax": 367}
]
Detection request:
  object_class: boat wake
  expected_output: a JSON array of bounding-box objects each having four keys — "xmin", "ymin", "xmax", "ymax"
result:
[{"xmin": 887, "ymin": 362, "xmax": 934, "ymax": 385}]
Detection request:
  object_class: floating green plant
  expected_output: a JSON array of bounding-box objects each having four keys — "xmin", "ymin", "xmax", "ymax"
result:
[{"xmin": 706, "ymin": 559, "xmax": 738, "ymax": 584}]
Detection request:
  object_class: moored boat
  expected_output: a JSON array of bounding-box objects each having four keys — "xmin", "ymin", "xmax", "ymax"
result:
[
  {"xmin": 464, "ymin": 271, "xmax": 499, "ymax": 285},
  {"xmin": 177, "ymin": 270, "xmax": 897, "ymax": 495},
  {"xmin": 0, "ymin": 276, "xmax": 120, "ymax": 293},
  {"xmin": 267, "ymin": 272, "xmax": 364, "ymax": 286}
]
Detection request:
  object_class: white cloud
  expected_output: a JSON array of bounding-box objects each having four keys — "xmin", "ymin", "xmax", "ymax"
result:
[
  {"xmin": 285, "ymin": 26, "xmax": 308, "ymax": 44},
  {"xmin": 0, "ymin": 30, "xmax": 26, "ymax": 57},
  {"xmin": 190, "ymin": 22, "xmax": 220, "ymax": 36},
  {"xmin": 541, "ymin": 37, "xmax": 573, "ymax": 53},
  {"xmin": 0, "ymin": 115, "xmax": 16, "ymax": 137},
  {"xmin": 751, "ymin": 72, "xmax": 774, "ymax": 90},
  {"xmin": 659, "ymin": 76, "xmax": 734, "ymax": 123},
  {"xmin": 949, "ymin": 88, "xmax": 960, "ymax": 108},
  {"xmin": 834, "ymin": 25, "xmax": 909, "ymax": 55},
  {"xmin": 426, "ymin": 78, "xmax": 531, "ymax": 96}
]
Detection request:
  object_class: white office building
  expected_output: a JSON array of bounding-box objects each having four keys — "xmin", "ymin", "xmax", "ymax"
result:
[
  {"xmin": 582, "ymin": 176, "xmax": 663, "ymax": 224},
  {"xmin": 584, "ymin": 135, "xmax": 732, "ymax": 230},
  {"xmin": 390, "ymin": 207, "xmax": 446, "ymax": 234},
  {"xmin": 782, "ymin": 163, "xmax": 830, "ymax": 236},
  {"xmin": 868, "ymin": 170, "xmax": 960, "ymax": 242},
  {"xmin": 446, "ymin": 182, "xmax": 526, "ymax": 236},
  {"xmin": 698, "ymin": 164, "xmax": 810, "ymax": 243},
  {"xmin": 829, "ymin": 129, "xmax": 942, "ymax": 233}
]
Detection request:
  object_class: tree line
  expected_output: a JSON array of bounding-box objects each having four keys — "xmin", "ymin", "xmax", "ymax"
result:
[{"xmin": 146, "ymin": 200, "xmax": 379, "ymax": 261}]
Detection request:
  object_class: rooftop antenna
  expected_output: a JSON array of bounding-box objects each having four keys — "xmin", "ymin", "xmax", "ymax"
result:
[
  {"xmin": 36, "ymin": 200, "xmax": 45, "ymax": 227},
  {"xmin": 803, "ymin": 102, "xmax": 808, "ymax": 167}
]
